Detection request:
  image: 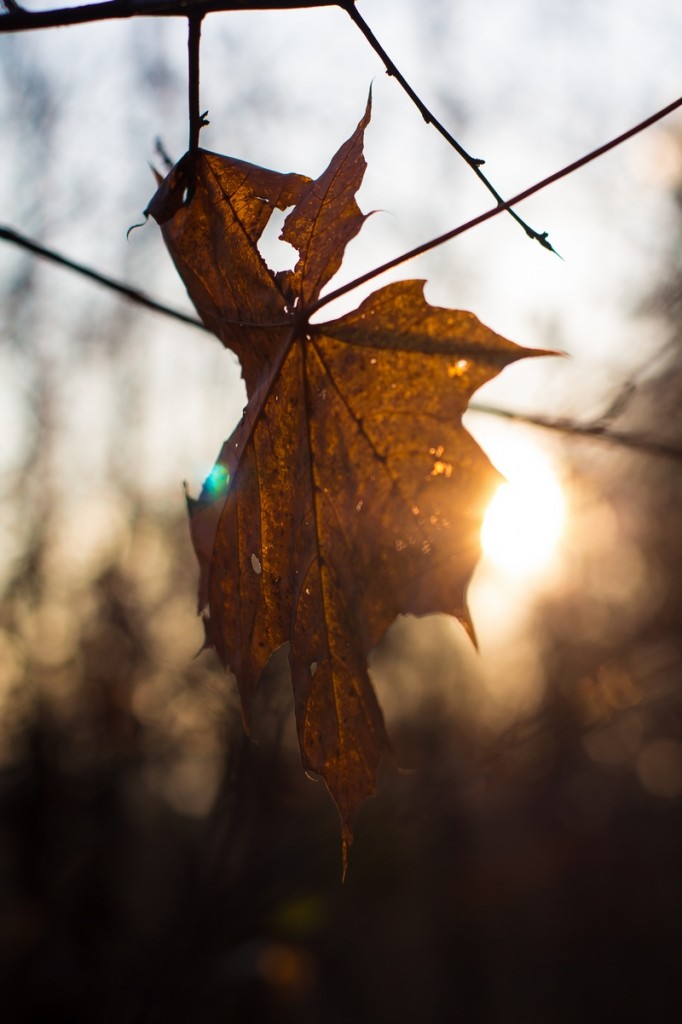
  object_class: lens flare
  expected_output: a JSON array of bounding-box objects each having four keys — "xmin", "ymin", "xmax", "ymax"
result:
[{"xmin": 204, "ymin": 463, "xmax": 230, "ymax": 499}]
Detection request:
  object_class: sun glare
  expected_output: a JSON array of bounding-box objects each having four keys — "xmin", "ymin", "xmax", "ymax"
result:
[{"xmin": 480, "ymin": 437, "xmax": 565, "ymax": 577}]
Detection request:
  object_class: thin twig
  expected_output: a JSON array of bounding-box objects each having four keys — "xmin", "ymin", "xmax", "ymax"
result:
[
  {"xmin": 188, "ymin": 14, "xmax": 204, "ymax": 157},
  {"xmin": 0, "ymin": 0, "xmax": 340, "ymax": 33},
  {"xmin": 310, "ymin": 94, "xmax": 682, "ymax": 317},
  {"xmin": 0, "ymin": 225, "xmax": 207, "ymax": 330},
  {"xmin": 186, "ymin": 12, "xmax": 207, "ymax": 203},
  {"xmin": 469, "ymin": 403, "xmax": 682, "ymax": 462},
  {"xmin": 342, "ymin": 0, "xmax": 555, "ymax": 255}
]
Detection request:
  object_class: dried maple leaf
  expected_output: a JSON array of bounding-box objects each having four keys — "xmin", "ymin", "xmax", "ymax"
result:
[{"xmin": 147, "ymin": 98, "xmax": 550, "ymax": 868}]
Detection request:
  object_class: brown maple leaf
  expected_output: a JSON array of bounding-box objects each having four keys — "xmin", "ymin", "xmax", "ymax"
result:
[{"xmin": 147, "ymin": 97, "xmax": 550, "ymax": 869}]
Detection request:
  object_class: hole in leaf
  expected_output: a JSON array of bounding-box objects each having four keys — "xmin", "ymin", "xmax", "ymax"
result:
[{"xmin": 257, "ymin": 206, "xmax": 298, "ymax": 273}]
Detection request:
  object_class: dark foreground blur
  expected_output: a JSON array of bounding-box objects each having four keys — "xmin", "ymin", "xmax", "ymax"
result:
[{"xmin": 1, "ymin": 463, "xmax": 681, "ymax": 1024}]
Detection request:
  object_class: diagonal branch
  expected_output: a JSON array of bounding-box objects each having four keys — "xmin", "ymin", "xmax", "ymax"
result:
[
  {"xmin": 311, "ymin": 93, "xmax": 682, "ymax": 316},
  {"xmin": 342, "ymin": 0, "xmax": 556, "ymax": 254},
  {"xmin": 0, "ymin": 225, "xmax": 207, "ymax": 330},
  {"xmin": 3, "ymin": 224, "xmax": 682, "ymax": 462}
]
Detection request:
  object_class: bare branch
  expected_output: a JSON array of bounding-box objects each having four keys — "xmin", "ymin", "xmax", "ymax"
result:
[
  {"xmin": 342, "ymin": 1, "xmax": 556, "ymax": 254},
  {"xmin": 311, "ymin": 94, "xmax": 682, "ymax": 316},
  {"xmin": 470, "ymin": 403, "xmax": 682, "ymax": 462},
  {"xmin": 0, "ymin": 225, "xmax": 207, "ymax": 331},
  {"xmin": 0, "ymin": 0, "xmax": 340, "ymax": 33}
]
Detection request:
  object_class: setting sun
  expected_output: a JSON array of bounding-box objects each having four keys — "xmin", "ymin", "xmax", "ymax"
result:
[{"xmin": 480, "ymin": 436, "xmax": 565, "ymax": 577}]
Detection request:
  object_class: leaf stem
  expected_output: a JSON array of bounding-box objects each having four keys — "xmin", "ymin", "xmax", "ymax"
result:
[
  {"xmin": 342, "ymin": 0, "xmax": 555, "ymax": 254},
  {"xmin": 310, "ymin": 94, "xmax": 682, "ymax": 318}
]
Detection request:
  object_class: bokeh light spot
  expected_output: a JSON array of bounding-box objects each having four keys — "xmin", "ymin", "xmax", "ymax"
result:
[{"xmin": 636, "ymin": 739, "xmax": 682, "ymax": 799}]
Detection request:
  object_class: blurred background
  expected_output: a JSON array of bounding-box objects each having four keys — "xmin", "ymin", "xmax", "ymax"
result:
[{"xmin": 1, "ymin": 1, "xmax": 681, "ymax": 1020}]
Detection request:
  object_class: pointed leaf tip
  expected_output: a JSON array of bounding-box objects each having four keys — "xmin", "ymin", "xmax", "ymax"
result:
[{"xmin": 279, "ymin": 95, "xmax": 372, "ymax": 305}]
